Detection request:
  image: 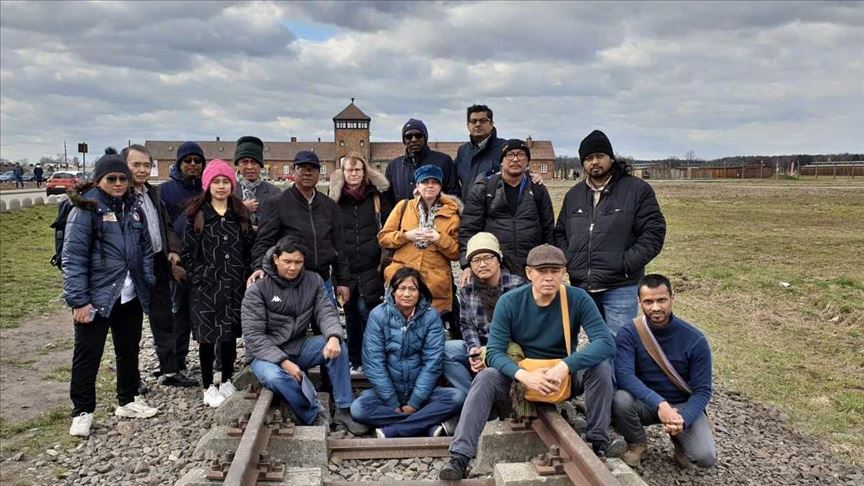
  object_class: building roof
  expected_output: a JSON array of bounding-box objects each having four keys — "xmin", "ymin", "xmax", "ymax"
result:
[
  {"xmin": 368, "ymin": 140, "xmax": 555, "ymax": 162},
  {"xmin": 332, "ymin": 101, "xmax": 371, "ymax": 121},
  {"xmin": 144, "ymin": 140, "xmax": 336, "ymax": 162}
]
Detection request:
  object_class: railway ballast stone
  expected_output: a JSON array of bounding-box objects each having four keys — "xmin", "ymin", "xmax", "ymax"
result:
[
  {"xmin": 493, "ymin": 462, "xmax": 571, "ymax": 485},
  {"xmin": 472, "ymin": 420, "xmax": 547, "ymax": 475}
]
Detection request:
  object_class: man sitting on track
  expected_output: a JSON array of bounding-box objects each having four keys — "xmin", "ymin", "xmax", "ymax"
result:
[
  {"xmin": 613, "ymin": 274, "xmax": 717, "ymax": 469},
  {"xmin": 439, "ymin": 244, "xmax": 615, "ymax": 480},
  {"xmin": 241, "ymin": 237, "xmax": 369, "ymax": 435}
]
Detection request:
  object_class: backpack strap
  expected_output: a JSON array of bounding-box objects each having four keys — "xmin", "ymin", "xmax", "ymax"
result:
[{"xmin": 633, "ymin": 316, "xmax": 692, "ymax": 395}]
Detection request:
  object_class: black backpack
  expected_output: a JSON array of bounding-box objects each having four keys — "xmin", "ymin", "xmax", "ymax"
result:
[{"xmin": 49, "ymin": 200, "xmax": 99, "ymax": 270}]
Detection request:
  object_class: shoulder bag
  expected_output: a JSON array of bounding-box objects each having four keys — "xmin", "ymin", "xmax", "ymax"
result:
[{"xmin": 519, "ymin": 285, "xmax": 572, "ymax": 404}]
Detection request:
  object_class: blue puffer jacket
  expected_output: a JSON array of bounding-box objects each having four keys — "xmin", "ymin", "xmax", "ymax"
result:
[
  {"xmin": 362, "ymin": 290, "xmax": 444, "ymax": 410},
  {"xmin": 62, "ymin": 186, "xmax": 155, "ymax": 317},
  {"xmin": 160, "ymin": 163, "xmax": 203, "ymax": 236}
]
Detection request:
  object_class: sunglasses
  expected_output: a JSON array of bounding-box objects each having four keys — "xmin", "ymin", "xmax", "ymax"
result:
[
  {"xmin": 104, "ymin": 175, "xmax": 129, "ymax": 184},
  {"xmin": 404, "ymin": 133, "xmax": 425, "ymax": 141},
  {"xmin": 182, "ymin": 158, "xmax": 204, "ymax": 165}
]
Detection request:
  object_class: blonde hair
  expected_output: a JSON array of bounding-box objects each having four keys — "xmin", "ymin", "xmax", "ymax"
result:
[{"xmin": 340, "ymin": 151, "xmax": 369, "ymax": 185}]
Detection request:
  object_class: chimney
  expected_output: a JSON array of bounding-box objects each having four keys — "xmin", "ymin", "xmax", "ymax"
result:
[
  {"xmin": 216, "ymin": 136, "xmax": 220, "ymax": 142},
  {"xmin": 290, "ymin": 136, "xmax": 297, "ymax": 143}
]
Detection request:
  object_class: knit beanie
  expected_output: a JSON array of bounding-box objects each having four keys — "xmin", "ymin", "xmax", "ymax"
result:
[
  {"xmin": 466, "ymin": 232, "xmax": 503, "ymax": 261},
  {"xmin": 201, "ymin": 159, "xmax": 237, "ymax": 193},
  {"xmin": 176, "ymin": 141, "xmax": 205, "ymax": 164},
  {"xmin": 579, "ymin": 130, "xmax": 614, "ymax": 162},
  {"xmin": 234, "ymin": 136, "xmax": 264, "ymax": 167},
  {"xmin": 402, "ymin": 118, "xmax": 429, "ymax": 142},
  {"xmin": 413, "ymin": 164, "xmax": 443, "ymax": 185},
  {"xmin": 500, "ymin": 139, "xmax": 531, "ymax": 163},
  {"xmin": 93, "ymin": 149, "xmax": 131, "ymax": 183}
]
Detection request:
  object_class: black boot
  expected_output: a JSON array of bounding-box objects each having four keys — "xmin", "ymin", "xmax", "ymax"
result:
[
  {"xmin": 333, "ymin": 408, "xmax": 370, "ymax": 436},
  {"xmin": 438, "ymin": 453, "xmax": 470, "ymax": 480}
]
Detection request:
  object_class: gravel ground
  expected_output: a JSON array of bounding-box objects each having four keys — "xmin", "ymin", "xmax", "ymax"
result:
[{"xmin": 5, "ymin": 324, "xmax": 862, "ymax": 485}]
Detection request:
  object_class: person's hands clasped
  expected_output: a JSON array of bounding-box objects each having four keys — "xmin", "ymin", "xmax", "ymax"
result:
[
  {"xmin": 468, "ymin": 346, "xmax": 486, "ymax": 373},
  {"xmin": 403, "ymin": 228, "xmax": 424, "ymax": 242},
  {"xmin": 322, "ymin": 336, "xmax": 342, "ymax": 360},
  {"xmin": 658, "ymin": 402, "xmax": 684, "ymax": 436},
  {"xmin": 542, "ymin": 361, "xmax": 570, "ymax": 389},
  {"xmin": 515, "ymin": 368, "xmax": 559, "ymax": 395}
]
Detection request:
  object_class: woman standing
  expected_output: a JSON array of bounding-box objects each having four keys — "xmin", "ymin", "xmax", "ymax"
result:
[
  {"xmin": 378, "ymin": 165, "xmax": 460, "ymax": 316},
  {"xmin": 181, "ymin": 160, "xmax": 254, "ymax": 408},
  {"xmin": 351, "ymin": 268, "xmax": 465, "ymax": 437}
]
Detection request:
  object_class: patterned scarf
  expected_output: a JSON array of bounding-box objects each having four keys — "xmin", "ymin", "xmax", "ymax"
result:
[
  {"xmin": 414, "ymin": 198, "xmax": 440, "ymax": 249},
  {"xmin": 237, "ymin": 176, "xmax": 262, "ymax": 201}
]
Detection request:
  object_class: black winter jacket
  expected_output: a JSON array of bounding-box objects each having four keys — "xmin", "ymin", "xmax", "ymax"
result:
[
  {"xmin": 384, "ymin": 145, "xmax": 460, "ymax": 204},
  {"xmin": 460, "ymin": 173, "xmax": 555, "ymax": 276},
  {"xmin": 553, "ymin": 174, "xmax": 666, "ymax": 290},
  {"xmin": 251, "ymin": 185, "xmax": 350, "ymax": 286},
  {"xmin": 454, "ymin": 129, "xmax": 507, "ymax": 200},
  {"xmin": 329, "ymin": 167, "xmax": 392, "ymax": 305}
]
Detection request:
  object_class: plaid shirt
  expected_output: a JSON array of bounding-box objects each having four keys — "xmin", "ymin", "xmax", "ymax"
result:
[{"xmin": 458, "ymin": 269, "xmax": 527, "ymax": 350}]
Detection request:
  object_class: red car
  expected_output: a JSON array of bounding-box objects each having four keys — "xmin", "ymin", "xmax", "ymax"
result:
[
  {"xmin": 45, "ymin": 171, "xmax": 84, "ymax": 195},
  {"xmin": 275, "ymin": 173, "xmax": 295, "ymax": 182}
]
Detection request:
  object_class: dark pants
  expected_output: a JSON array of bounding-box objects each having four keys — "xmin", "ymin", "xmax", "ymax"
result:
[
  {"xmin": 170, "ymin": 280, "xmax": 192, "ymax": 371},
  {"xmin": 345, "ymin": 296, "xmax": 371, "ymax": 368},
  {"xmin": 449, "ymin": 361, "xmax": 614, "ymax": 459},
  {"xmin": 612, "ymin": 390, "xmax": 717, "ymax": 468},
  {"xmin": 149, "ymin": 252, "xmax": 178, "ymax": 375},
  {"xmin": 199, "ymin": 341, "xmax": 236, "ymax": 388},
  {"xmin": 351, "ymin": 387, "xmax": 465, "ymax": 437},
  {"xmin": 70, "ymin": 298, "xmax": 143, "ymax": 415}
]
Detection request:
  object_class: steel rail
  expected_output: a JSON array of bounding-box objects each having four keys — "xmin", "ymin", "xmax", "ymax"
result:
[
  {"xmin": 533, "ymin": 404, "xmax": 620, "ymax": 485},
  {"xmin": 323, "ymin": 481, "xmax": 494, "ymax": 486},
  {"xmin": 222, "ymin": 388, "xmax": 275, "ymax": 486},
  {"xmin": 328, "ymin": 437, "xmax": 453, "ymax": 460}
]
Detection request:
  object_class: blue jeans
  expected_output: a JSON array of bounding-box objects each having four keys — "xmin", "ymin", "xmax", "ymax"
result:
[
  {"xmin": 322, "ymin": 278, "xmax": 338, "ymax": 309},
  {"xmin": 443, "ymin": 340, "xmax": 473, "ymax": 395},
  {"xmin": 345, "ymin": 295, "xmax": 371, "ymax": 368},
  {"xmin": 589, "ymin": 285, "xmax": 638, "ymax": 337},
  {"xmin": 351, "ymin": 387, "xmax": 465, "ymax": 437},
  {"xmin": 250, "ymin": 335, "xmax": 354, "ymax": 425}
]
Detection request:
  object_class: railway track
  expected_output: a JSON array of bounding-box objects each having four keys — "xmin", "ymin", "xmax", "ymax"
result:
[{"xmin": 199, "ymin": 384, "xmax": 625, "ymax": 486}]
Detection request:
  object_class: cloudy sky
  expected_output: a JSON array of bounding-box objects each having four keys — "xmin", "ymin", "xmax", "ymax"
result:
[{"xmin": 1, "ymin": 1, "xmax": 862, "ymax": 163}]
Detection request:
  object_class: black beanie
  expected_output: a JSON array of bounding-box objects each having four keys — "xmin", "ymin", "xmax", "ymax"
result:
[
  {"xmin": 93, "ymin": 149, "xmax": 131, "ymax": 183},
  {"xmin": 234, "ymin": 136, "xmax": 264, "ymax": 167},
  {"xmin": 579, "ymin": 130, "xmax": 614, "ymax": 162},
  {"xmin": 499, "ymin": 139, "xmax": 531, "ymax": 163}
]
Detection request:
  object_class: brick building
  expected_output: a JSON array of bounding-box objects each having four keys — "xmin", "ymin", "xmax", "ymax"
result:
[{"xmin": 145, "ymin": 101, "xmax": 556, "ymax": 181}]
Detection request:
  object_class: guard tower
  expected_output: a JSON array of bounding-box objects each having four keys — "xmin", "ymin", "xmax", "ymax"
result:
[{"xmin": 333, "ymin": 98, "xmax": 371, "ymax": 165}]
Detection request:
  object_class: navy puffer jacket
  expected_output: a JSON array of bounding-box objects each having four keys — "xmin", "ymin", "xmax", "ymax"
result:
[
  {"xmin": 453, "ymin": 128, "xmax": 507, "ymax": 200},
  {"xmin": 362, "ymin": 291, "xmax": 444, "ymax": 410},
  {"xmin": 160, "ymin": 163, "xmax": 204, "ymax": 236},
  {"xmin": 62, "ymin": 186, "xmax": 155, "ymax": 316}
]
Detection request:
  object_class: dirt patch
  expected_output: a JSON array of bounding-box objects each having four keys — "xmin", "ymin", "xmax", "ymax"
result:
[{"xmin": 0, "ymin": 308, "xmax": 74, "ymax": 423}]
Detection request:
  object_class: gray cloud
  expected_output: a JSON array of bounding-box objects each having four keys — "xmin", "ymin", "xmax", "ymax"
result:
[{"xmin": 1, "ymin": 0, "xmax": 862, "ymax": 162}]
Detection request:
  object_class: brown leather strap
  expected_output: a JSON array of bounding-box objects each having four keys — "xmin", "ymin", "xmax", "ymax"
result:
[
  {"xmin": 633, "ymin": 316, "xmax": 691, "ymax": 395},
  {"xmin": 373, "ymin": 193, "xmax": 382, "ymax": 231},
  {"xmin": 561, "ymin": 285, "xmax": 571, "ymax": 355}
]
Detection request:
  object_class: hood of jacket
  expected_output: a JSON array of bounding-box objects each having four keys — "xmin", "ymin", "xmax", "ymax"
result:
[
  {"xmin": 68, "ymin": 183, "xmax": 133, "ymax": 213},
  {"xmin": 382, "ymin": 286, "xmax": 434, "ymax": 320},
  {"xmin": 328, "ymin": 165, "xmax": 390, "ymax": 202},
  {"xmin": 169, "ymin": 164, "xmax": 202, "ymax": 190},
  {"xmin": 261, "ymin": 243, "xmax": 311, "ymax": 289}
]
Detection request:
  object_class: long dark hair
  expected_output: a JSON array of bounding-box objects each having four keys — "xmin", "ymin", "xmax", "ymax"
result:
[
  {"xmin": 390, "ymin": 266, "xmax": 433, "ymax": 303},
  {"xmin": 185, "ymin": 191, "xmax": 250, "ymax": 233}
]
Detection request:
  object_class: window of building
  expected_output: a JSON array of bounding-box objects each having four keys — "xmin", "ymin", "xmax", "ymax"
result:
[
  {"xmin": 319, "ymin": 165, "xmax": 327, "ymax": 175},
  {"xmin": 540, "ymin": 163, "xmax": 548, "ymax": 174}
]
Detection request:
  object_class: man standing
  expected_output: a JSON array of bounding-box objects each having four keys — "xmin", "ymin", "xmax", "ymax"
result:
[
  {"xmin": 439, "ymin": 245, "xmax": 615, "ymax": 479},
  {"xmin": 554, "ymin": 130, "xmax": 666, "ymax": 337},
  {"xmin": 443, "ymin": 232, "xmax": 525, "ymax": 395},
  {"xmin": 233, "ymin": 136, "xmax": 281, "ymax": 228},
  {"xmin": 453, "ymin": 105, "xmax": 506, "ymax": 200},
  {"xmin": 13, "ymin": 163, "xmax": 24, "ymax": 189},
  {"xmin": 123, "ymin": 144, "xmax": 197, "ymax": 387},
  {"xmin": 460, "ymin": 139, "xmax": 555, "ymax": 280},
  {"xmin": 613, "ymin": 274, "xmax": 716, "ymax": 469},
  {"xmin": 248, "ymin": 151, "xmax": 350, "ymax": 307},
  {"xmin": 242, "ymin": 238, "xmax": 369, "ymax": 435},
  {"xmin": 159, "ymin": 141, "xmax": 206, "ymax": 376},
  {"xmin": 384, "ymin": 118, "xmax": 460, "ymax": 204},
  {"xmin": 34, "ymin": 164, "xmax": 44, "ymax": 188}
]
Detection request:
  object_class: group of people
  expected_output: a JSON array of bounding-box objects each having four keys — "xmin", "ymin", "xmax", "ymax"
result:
[
  {"xmin": 59, "ymin": 103, "xmax": 717, "ymax": 472},
  {"xmin": 10, "ymin": 162, "xmax": 44, "ymax": 188}
]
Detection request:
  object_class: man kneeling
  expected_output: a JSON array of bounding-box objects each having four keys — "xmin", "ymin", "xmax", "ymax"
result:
[
  {"xmin": 439, "ymin": 245, "xmax": 615, "ymax": 480},
  {"xmin": 241, "ymin": 237, "xmax": 368, "ymax": 435},
  {"xmin": 613, "ymin": 274, "xmax": 717, "ymax": 468}
]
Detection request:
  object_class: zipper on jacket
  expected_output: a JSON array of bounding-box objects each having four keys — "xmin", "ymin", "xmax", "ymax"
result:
[
  {"xmin": 307, "ymin": 200, "xmax": 318, "ymax": 268},
  {"xmin": 586, "ymin": 190, "xmax": 597, "ymax": 290}
]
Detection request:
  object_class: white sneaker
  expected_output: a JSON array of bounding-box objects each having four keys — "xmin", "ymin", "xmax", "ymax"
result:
[
  {"xmin": 69, "ymin": 412, "xmax": 93, "ymax": 437},
  {"xmin": 203, "ymin": 385, "xmax": 225, "ymax": 408},
  {"xmin": 350, "ymin": 365, "xmax": 364, "ymax": 376},
  {"xmin": 213, "ymin": 371, "xmax": 222, "ymax": 385},
  {"xmin": 375, "ymin": 428, "xmax": 386, "ymax": 439},
  {"xmin": 114, "ymin": 396, "xmax": 159, "ymax": 418},
  {"xmin": 218, "ymin": 380, "xmax": 237, "ymax": 398}
]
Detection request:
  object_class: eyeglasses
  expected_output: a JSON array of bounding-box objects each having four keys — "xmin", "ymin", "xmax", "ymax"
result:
[
  {"xmin": 470, "ymin": 254, "xmax": 497, "ymax": 265},
  {"xmin": 404, "ymin": 133, "xmax": 425, "ymax": 141},
  {"xmin": 182, "ymin": 157, "xmax": 204, "ymax": 165},
  {"xmin": 344, "ymin": 168, "xmax": 364, "ymax": 174},
  {"xmin": 504, "ymin": 151, "xmax": 526, "ymax": 161},
  {"xmin": 104, "ymin": 175, "xmax": 129, "ymax": 184},
  {"xmin": 468, "ymin": 117, "xmax": 491, "ymax": 125}
]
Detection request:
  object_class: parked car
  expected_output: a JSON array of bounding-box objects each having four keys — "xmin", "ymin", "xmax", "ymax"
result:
[
  {"xmin": 0, "ymin": 170, "xmax": 15, "ymax": 182},
  {"xmin": 45, "ymin": 171, "xmax": 84, "ymax": 195},
  {"xmin": 275, "ymin": 173, "xmax": 295, "ymax": 182}
]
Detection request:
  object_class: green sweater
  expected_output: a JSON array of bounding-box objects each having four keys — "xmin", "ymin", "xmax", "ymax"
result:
[{"xmin": 486, "ymin": 285, "xmax": 614, "ymax": 379}]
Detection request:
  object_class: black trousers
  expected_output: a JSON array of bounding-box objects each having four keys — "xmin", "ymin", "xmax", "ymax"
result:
[
  {"xmin": 199, "ymin": 341, "xmax": 236, "ymax": 388},
  {"xmin": 70, "ymin": 298, "xmax": 143, "ymax": 415},
  {"xmin": 149, "ymin": 252, "xmax": 178, "ymax": 375},
  {"xmin": 170, "ymin": 280, "xmax": 192, "ymax": 371}
]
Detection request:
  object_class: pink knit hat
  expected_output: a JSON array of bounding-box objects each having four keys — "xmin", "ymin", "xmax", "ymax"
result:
[{"xmin": 201, "ymin": 159, "xmax": 237, "ymax": 193}]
